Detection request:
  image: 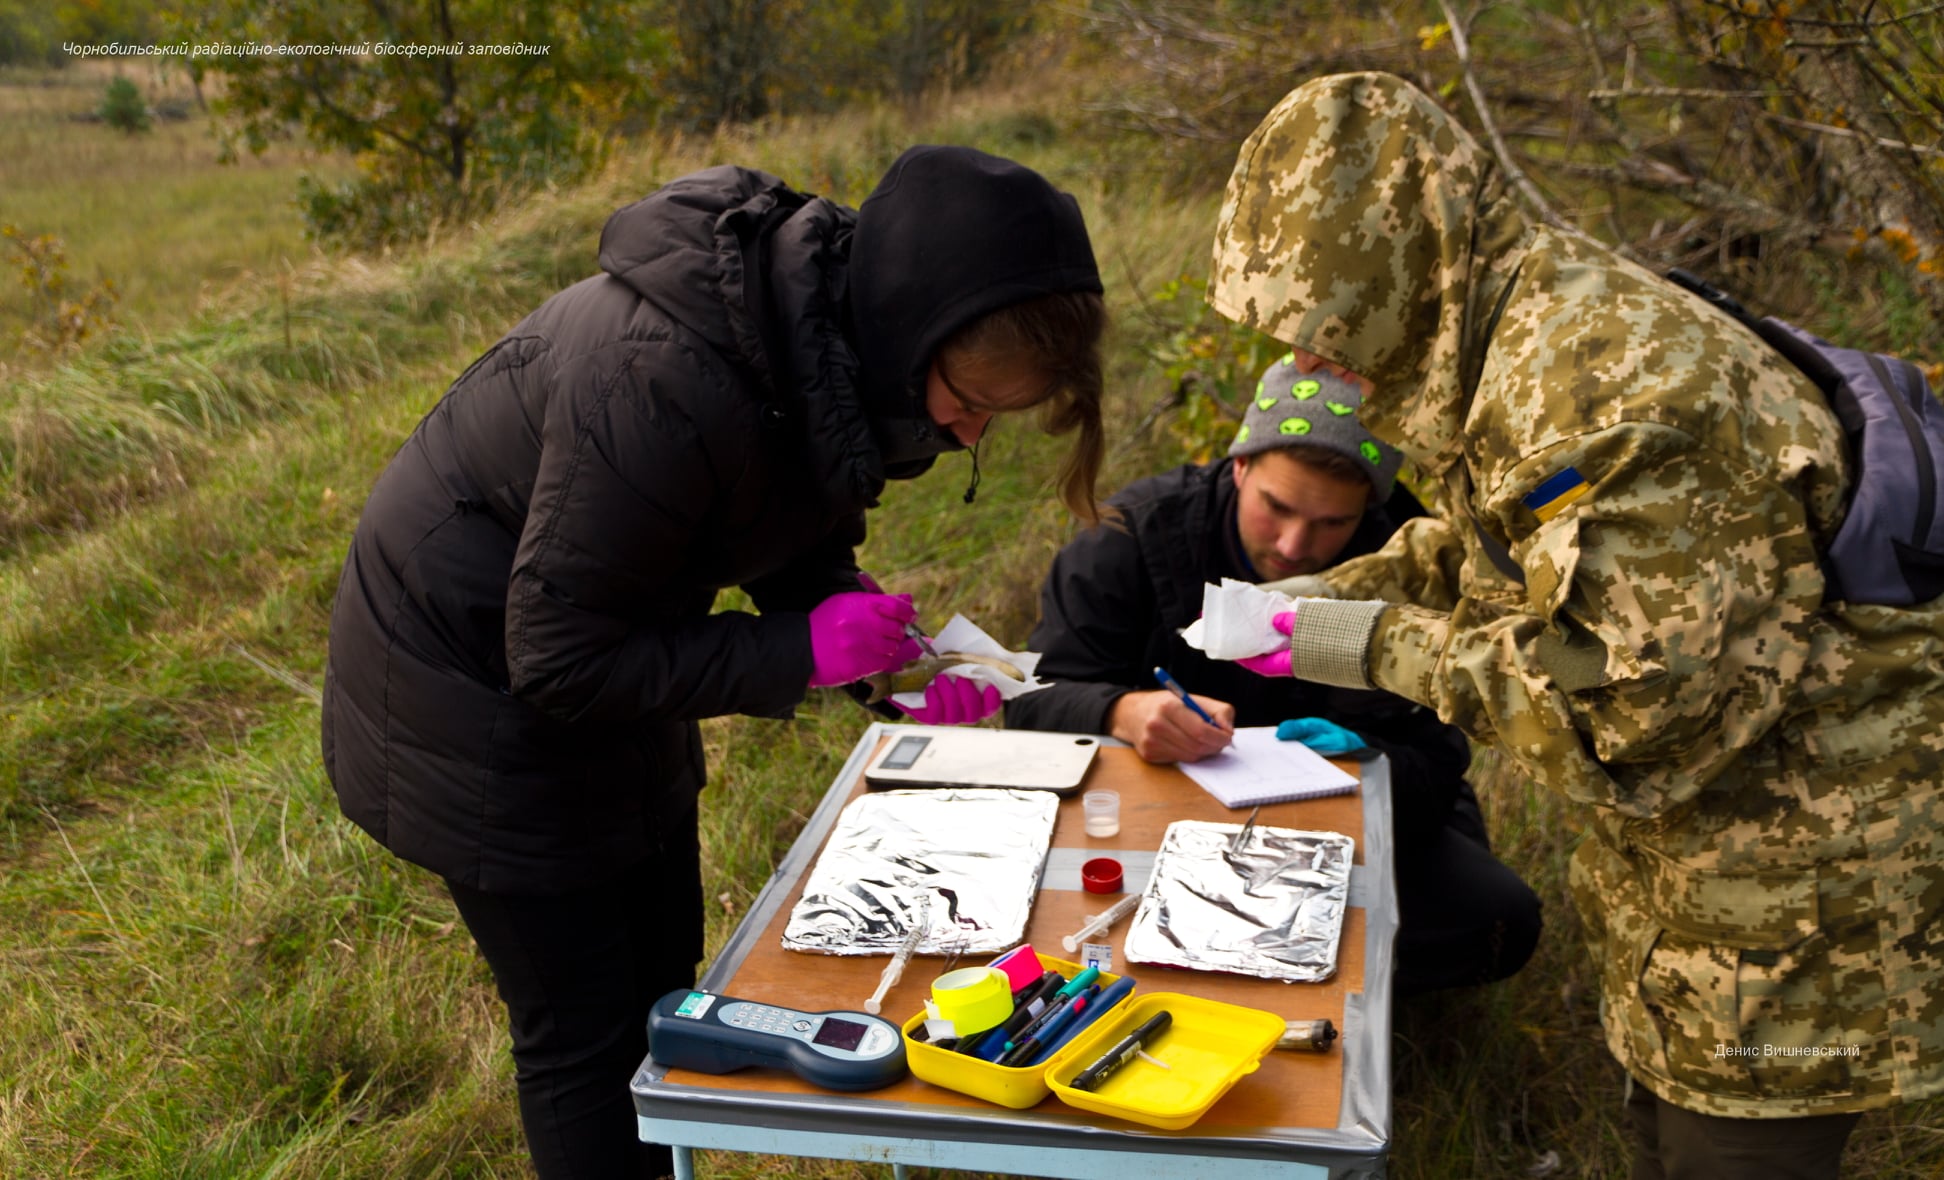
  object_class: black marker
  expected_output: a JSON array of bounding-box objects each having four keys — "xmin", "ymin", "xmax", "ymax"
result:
[
  {"xmin": 1068, "ymin": 1010, "xmax": 1172, "ymax": 1092},
  {"xmin": 959, "ymin": 970, "xmax": 1065, "ymax": 1058}
]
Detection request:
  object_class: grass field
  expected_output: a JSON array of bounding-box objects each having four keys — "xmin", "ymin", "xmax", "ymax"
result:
[
  {"xmin": 0, "ymin": 61, "xmax": 341, "ymax": 367},
  {"xmin": 2, "ymin": 52, "xmax": 1941, "ymax": 1180}
]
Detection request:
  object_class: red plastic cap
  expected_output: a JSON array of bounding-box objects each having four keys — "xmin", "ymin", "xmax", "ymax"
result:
[{"xmin": 1081, "ymin": 856, "xmax": 1124, "ymax": 894}]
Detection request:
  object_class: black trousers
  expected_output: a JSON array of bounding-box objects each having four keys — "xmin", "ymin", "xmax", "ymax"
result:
[
  {"xmin": 445, "ymin": 794, "xmax": 703, "ymax": 1180},
  {"xmin": 1392, "ymin": 790, "xmax": 1543, "ymax": 997},
  {"xmin": 1626, "ymin": 1075, "xmax": 1862, "ymax": 1179}
]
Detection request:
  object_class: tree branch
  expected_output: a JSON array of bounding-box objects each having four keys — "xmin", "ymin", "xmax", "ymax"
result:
[
  {"xmin": 1436, "ymin": 0, "xmax": 1606, "ymax": 249},
  {"xmin": 1588, "ymin": 86, "xmax": 1785, "ymax": 100},
  {"xmin": 1551, "ymin": 157, "xmax": 1832, "ymax": 243},
  {"xmin": 1758, "ymin": 1, "xmax": 1944, "ymax": 27},
  {"xmin": 299, "ymin": 74, "xmax": 445, "ymax": 175},
  {"xmin": 1761, "ymin": 111, "xmax": 1944, "ymax": 160}
]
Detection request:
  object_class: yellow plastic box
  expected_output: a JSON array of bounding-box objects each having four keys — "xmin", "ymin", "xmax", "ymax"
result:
[
  {"xmin": 1043, "ymin": 992, "xmax": 1285, "ymax": 1130},
  {"xmin": 900, "ymin": 954, "xmax": 1126, "ymax": 1110}
]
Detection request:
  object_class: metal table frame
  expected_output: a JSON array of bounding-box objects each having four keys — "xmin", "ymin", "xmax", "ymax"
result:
[{"xmin": 632, "ymin": 724, "xmax": 1398, "ymax": 1178}]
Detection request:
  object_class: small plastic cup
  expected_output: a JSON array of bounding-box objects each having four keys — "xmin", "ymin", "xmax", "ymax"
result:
[{"xmin": 1082, "ymin": 788, "xmax": 1120, "ymax": 838}]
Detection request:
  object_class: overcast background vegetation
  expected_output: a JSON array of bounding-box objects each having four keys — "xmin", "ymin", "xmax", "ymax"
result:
[{"xmin": 2, "ymin": 2, "xmax": 1940, "ymax": 1176}]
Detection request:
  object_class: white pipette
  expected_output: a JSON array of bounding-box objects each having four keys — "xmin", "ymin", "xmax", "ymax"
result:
[
  {"xmin": 1061, "ymin": 893, "xmax": 1141, "ymax": 952},
  {"xmin": 864, "ymin": 898, "xmax": 931, "ymax": 1015}
]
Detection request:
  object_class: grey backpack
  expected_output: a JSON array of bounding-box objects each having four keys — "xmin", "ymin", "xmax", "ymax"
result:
[{"xmin": 1669, "ymin": 269, "xmax": 1944, "ymax": 607}]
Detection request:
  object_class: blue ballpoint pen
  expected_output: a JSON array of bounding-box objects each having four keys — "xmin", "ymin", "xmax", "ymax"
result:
[{"xmin": 1153, "ymin": 666, "xmax": 1221, "ymax": 728}]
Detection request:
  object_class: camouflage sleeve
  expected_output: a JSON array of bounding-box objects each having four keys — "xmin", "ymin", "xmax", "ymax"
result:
[
  {"xmin": 1365, "ymin": 423, "xmax": 1826, "ymax": 818},
  {"xmin": 1312, "ymin": 514, "xmax": 1469, "ymax": 609}
]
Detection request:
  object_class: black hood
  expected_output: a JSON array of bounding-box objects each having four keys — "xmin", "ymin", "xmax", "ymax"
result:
[
  {"xmin": 848, "ymin": 145, "xmax": 1103, "ymax": 471},
  {"xmin": 597, "ymin": 165, "xmax": 889, "ymax": 509}
]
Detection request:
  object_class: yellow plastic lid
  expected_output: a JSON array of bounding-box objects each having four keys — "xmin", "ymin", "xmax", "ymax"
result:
[{"xmin": 1043, "ymin": 992, "xmax": 1285, "ymax": 1130}]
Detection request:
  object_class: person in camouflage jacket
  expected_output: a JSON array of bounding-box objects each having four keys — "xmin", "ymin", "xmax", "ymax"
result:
[{"xmin": 1210, "ymin": 71, "xmax": 1944, "ymax": 1173}]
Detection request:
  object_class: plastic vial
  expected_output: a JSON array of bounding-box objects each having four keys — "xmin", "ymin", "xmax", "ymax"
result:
[{"xmin": 1082, "ymin": 789, "xmax": 1120, "ymax": 838}]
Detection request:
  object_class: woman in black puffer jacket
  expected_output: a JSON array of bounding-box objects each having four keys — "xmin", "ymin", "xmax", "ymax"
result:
[{"xmin": 320, "ymin": 145, "xmax": 1106, "ymax": 1179}]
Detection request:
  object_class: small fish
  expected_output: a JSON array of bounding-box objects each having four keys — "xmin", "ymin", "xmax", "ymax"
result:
[{"xmin": 861, "ymin": 652, "xmax": 1024, "ymax": 704}]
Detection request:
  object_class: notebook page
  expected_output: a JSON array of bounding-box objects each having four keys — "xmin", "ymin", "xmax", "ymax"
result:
[{"xmin": 1176, "ymin": 726, "xmax": 1359, "ymax": 808}]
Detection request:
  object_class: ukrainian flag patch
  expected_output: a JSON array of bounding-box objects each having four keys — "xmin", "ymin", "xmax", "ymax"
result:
[{"xmin": 1523, "ymin": 466, "xmax": 1591, "ymax": 522}]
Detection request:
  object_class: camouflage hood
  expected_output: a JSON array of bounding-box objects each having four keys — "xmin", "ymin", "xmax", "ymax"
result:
[
  {"xmin": 1214, "ymin": 74, "xmax": 1944, "ymax": 1124},
  {"xmin": 1209, "ymin": 72, "xmax": 1529, "ymax": 478}
]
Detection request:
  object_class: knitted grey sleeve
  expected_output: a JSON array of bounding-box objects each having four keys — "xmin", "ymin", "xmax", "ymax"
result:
[{"xmin": 1286, "ymin": 598, "xmax": 1390, "ymax": 689}]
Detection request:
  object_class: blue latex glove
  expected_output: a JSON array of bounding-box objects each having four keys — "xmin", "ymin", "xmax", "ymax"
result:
[{"xmin": 1275, "ymin": 716, "xmax": 1366, "ymax": 755}]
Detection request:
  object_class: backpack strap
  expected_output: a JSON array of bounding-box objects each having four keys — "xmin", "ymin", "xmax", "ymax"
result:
[
  {"xmin": 1666, "ymin": 268, "xmax": 1944, "ymax": 606},
  {"xmin": 1666, "ymin": 268, "xmax": 1759, "ymax": 330}
]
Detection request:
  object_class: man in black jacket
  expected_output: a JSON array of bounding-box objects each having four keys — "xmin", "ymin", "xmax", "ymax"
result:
[
  {"xmin": 323, "ymin": 147, "xmax": 1109, "ymax": 1179},
  {"xmin": 1007, "ymin": 359, "xmax": 1541, "ymax": 997}
]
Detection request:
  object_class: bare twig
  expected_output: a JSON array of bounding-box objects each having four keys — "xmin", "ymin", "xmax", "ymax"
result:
[
  {"xmin": 1768, "ymin": 2, "xmax": 1944, "ymax": 27},
  {"xmin": 1588, "ymin": 86, "xmax": 1786, "ymax": 100},
  {"xmin": 0, "ymin": 945, "xmax": 115, "ymax": 958},
  {"xmin": 230, "ymin": 642, "xmax": 323, "ymax": 705},
  {"xmin": 42, "ymin": 807, "xmax": 121, "ymax": 940},
  {"xmin": 1760, "ymin": 111, "xmax": 1944, "ymax": 160},
  {"xmin": 1786, "ymin": 36, "xmax": 1873, "ymax": 49},
  {"xmin": 1127, "ymin": 380, "xmax": 1189, "ymax": 447},
  {"xmin": 1085, "ymin": 0, "xmax": 1249, "ymax": 52},
  {"xmin": 1588, "ymin": 84, "xmax": 1944, "ymax": 158},
  {"xmin": 1072, "ymin": 0, "xmax": 1407, "ymax": 155},
  {"xmin": 1848, "ymin": 41, "xmax": 1944, "ymax": 143},
  {"xmin": 1551, "ymin": 158, "xmax": 1830, "ymax": 243},
  {"xmin": 1436, "ymin": 0, "xmax": 1606, "ymax": 249}
]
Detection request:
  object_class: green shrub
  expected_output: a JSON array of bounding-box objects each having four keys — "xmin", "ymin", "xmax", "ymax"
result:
[
  {"xmin": 1141, "ymin": 273, "xmax": 1283, "ymax": 462},
  {"xmin": 98, "ymin": 75, "xmax": 150, "ymax": 134}
]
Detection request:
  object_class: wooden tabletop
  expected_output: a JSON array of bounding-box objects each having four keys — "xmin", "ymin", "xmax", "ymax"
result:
[{"xmin": 655, "ymin": 734, "xmax": 1381, "ymax": 1138}]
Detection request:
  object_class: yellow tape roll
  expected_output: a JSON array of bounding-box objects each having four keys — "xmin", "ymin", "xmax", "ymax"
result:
[{"xmin": 927, "ymin": 966, "xmax": 1013, "ymax": 1036}]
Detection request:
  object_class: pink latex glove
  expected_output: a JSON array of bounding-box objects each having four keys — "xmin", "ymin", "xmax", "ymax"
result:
[
  {"xmin": 895, "ymin": 674, "xmax": 1003, "ymax": 725},
  {"xmin": 806, "ymin": 592, "xmax": 922, "ymax": 687},
  {"xmin": 1235, "ymin": 610, "xmax": 1298, "ymax": 678}
]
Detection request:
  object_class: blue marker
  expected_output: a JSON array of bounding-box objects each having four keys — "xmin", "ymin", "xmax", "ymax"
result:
[
  {"xmin": 997, "ymin": 966, "xmax": 1099, "ymax": 1057},
  {"xmin": 998, "ymin": 985, "xmax": 1099, "ymax": 1068},
  {"xmin": 1153, "ymin": 667, "xmax": 1222, "ymax": 729},
  {"xmin": 1025, "ymin": 975, "xmax": 1136, "ymax": 1065},
  {"xmin": 964, "ymin": 971, "xmax": 1065, "ymax": 1061}
]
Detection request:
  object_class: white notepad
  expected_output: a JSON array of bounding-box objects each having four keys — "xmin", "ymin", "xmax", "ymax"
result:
[{"xmin": 1176, "ymin": 726, "xmax": 1359, "ymax": 808}]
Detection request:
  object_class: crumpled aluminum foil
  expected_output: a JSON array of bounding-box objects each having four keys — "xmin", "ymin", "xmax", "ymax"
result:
[
  {"xmin": 782, "ymin": 788, "xmax": 1059, "ymax": 956},
  {"xmin": 1123, "ymin": 820, "xmax": 1354, "ymax": 983}
]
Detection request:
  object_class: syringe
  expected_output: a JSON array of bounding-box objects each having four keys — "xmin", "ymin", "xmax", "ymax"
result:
[
  {"xmin": 864, "ymin": 898, "xmax": 931, "ymax": 1015},
  {"xmin": 1060, "ymin": 893, "xmax": 1141, "ymax": 952}
]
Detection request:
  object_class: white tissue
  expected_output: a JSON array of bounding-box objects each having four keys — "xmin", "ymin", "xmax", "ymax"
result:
[
  {"xmin": 889, "ymin": 614, "xmax": 1047, "ymax": 709},
  {"xmin": 1179, "ymin": 578, "xmax": 1297, "ymax": 660}
]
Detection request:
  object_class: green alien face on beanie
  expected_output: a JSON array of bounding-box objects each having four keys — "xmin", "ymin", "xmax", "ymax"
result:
[{"xmin": 1227, "ymin": 359, "xmax": 1403, "ymax": 500}]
